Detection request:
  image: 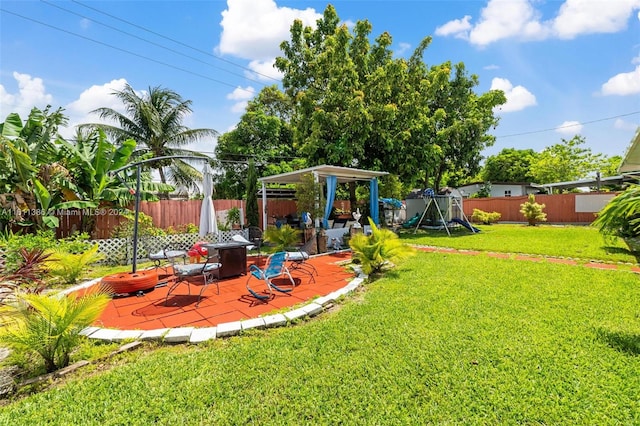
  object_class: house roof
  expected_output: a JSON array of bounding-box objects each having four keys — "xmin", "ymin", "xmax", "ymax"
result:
[
  {"xmin": 258, "ymin": 164, "xmax": 388, "ymax": 185},
  {"xmin": 618, "ymin": 127, "xmax": 640, "ymax": 173}
]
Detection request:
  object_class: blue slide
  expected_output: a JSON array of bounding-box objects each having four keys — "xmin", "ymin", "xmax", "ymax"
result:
[{"xmin": 451, "ymin": 217, "xmax": 481, "ymax": 233}]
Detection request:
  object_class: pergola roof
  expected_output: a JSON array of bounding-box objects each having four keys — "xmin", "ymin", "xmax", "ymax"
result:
[
  {"xmin": 258, "ymin": 165, "xmax": 388, "ymax": 185},
  {"xmin": 618, "ymin": 127, "xmax": 640, "ymax": 173}
]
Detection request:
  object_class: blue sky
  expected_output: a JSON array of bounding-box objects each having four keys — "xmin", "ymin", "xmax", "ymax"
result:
[{"xmin": 1, "ymin": 0, "xmax": 639, "ymax": 164}]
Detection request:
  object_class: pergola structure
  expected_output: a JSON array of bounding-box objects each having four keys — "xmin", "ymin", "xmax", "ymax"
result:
[
  {"xmin": 619, "ymin": 127, "xmax": 640, "ymax": 173},
  {"xmin": 258, "ymin": 165, "xmax": 388, "ymax": 230}
]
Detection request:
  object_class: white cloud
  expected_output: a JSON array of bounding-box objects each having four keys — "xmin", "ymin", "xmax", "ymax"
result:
[
  {"xmin": 62, "ymin": 79, "xmax": 129, "ymax": 138},
  {"xmin": 246, "ymin": 59, "xmax": 283, "ymax": 82},
  {"xmin": 0, "ymin": 72, "xmax": 53, "ymax": 119},
  {"xmin": 601, "ymin": 65, "xmax": 640, "ymax": 95},
  {"xmin": 227, "ymin": 86, "xmax": 256, "ymax": 114},
  {"xmin": 555, "ymin": 120, "xmax": 583, "ymax": 135},
  {"xmin": 436, "ymin": 0, "xmax": 640, "ymax": 46},
  {"xmin": 490, "ymin": 77, "xmax": 537, "ymax": 112},
  {"xmin": 395, "ymin": 42, "xmax": 411, "ymax": 56},
  {"xmin": 471, "ymin": 0, "xmax": 549, "ymax": 46},
  {"xmin": 218, "ymin": 0, "xmax": 322, "ymax": 61},
  {"xmin": 614, "ymin": 118, "xmax": 638, "ymax": 130},
  {"xmin": 553, "ymin": 0, "xmax": 640, "ymax": 39},
  {"xmin": 434, "ymin": 15, "xmax": 472, "ymax": 39},
  {"xmin": 484, "ymin": 64, "xmax": 500, "ymax": 70}
]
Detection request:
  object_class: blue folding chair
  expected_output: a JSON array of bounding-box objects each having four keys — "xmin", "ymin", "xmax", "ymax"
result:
[{"xmin": 246, "ymin": 251, "xmax": 296, "ymax": 300}]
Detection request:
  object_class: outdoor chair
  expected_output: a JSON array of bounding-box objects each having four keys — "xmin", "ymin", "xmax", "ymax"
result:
[
  {"xmin": 165, "ymin": 248, "xmax": 221, "ymax": 307},
  {"xmin": 246, "ymin": 251, "xmax": 296, "ymax": 300},
  {"xmin": 286, "ymin": 247, "xmax": 317, "ymax": 284},
  {"xmin": 144, "ymin": 241, "xmax": 188, "ymax": 284}
]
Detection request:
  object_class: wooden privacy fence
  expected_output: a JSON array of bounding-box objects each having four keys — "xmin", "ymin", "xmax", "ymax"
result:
[
  {"xmin": 462, "ymin": 193, "xmax": 617, "ymax": 224},
  {"xmin": 56, "ymin": 199, "xmax": 351, "ymax": 239},
  {"xmin": 55, "ymin": 192, "xmax": 610, "ymax": 238}
]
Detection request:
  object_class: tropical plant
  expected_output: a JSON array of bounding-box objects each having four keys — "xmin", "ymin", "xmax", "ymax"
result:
[
  {"xmin": 349, "ymin": 217, "xmax": 415, "ymax": 275},
  {"xmin": 263, "ymin": 224, "xmax": 301, "ymax": 252},
  {"xmin": 0, "ymin": 286, "xmax": 110, "ymax": 373},
  {"xmin": 0, "ymin": 108, "xmax": 95, "ymax": 230},
  {"xmin": 592, "ymin": 184, "xmax": 640, "ymax": 243},
  {"xmin": 80, "ymin": 84, "xmax": 218, "ymax": 196},
  {"xmin": 45, "ymin": 245, "xmax": 105, "ymax": 285},
  {"xmin": 520, "ymin": 194, "xmax": 547, "ymax": 226},
  {"xmin": 58, "ymin": 128, "xmax": 171, "ymax": 235},
  {"xmin": 0, "ymin": 247, "xmax": 51, "ymax": 294},
  {"xmin": 1, "ymin": 229, "xmax": 58, "ymax": 271}
]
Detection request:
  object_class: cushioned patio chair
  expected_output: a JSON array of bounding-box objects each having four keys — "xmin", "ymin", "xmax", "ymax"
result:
[
  {"xmin": 165, "ymin": 248, "xmax": 221, "ymax": 307},
  {"xmin": 246, "ymin": 251, "xmax": 295, "ymax": 300}
]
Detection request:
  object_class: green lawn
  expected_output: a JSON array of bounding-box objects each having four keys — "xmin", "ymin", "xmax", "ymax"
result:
[
  {"xmin": 400, "ymin": 223, "xmax": 637, "ymax": 263},
  {"xmin": 1, "ymin": 250, "xmax": 639, "ymax": 424}
]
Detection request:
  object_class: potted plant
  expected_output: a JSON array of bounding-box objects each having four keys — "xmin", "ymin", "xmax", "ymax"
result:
[
  {"xmin": 226, "ymin": 207, "xmax": 242, "ymax": 230},
  {"xmin": 593, "ymin": 185, "xmax": 640, "ymax": 251}
]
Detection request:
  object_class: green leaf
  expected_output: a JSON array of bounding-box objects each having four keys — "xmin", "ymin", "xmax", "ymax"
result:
[{"xmin": 0, "ymin": 113, "xmax": 24, "ymax": 138}]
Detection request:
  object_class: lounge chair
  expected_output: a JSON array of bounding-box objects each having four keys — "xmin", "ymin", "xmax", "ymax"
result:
[{"xmin": 245, "ymin": 251, "xmax": 295, "ymax": 300}]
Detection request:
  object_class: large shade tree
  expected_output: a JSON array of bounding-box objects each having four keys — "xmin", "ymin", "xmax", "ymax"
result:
[
  {"xmin": 274, "ymin": 5, "xmax": 506, "ymax": 191},
  {"xmin": 529, "ymin": 135, "xmax": 608, "ymax": 185},
  {"xmin": 482, "ymin": 148, "xmax": 539, "ymax": 183},
  {"xmin": 80, "ymin": 84, "xmax": 218, "ymax": 197}
]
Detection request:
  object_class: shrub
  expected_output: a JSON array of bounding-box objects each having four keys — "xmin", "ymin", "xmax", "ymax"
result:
[
  {"xmin": 471, "ymin": 209, "xmax": 501, "ymax": 224},
  {"xmin": 45, "ymin": 244, "xmax": 105, "ymax": 285},
  {"xmin": 110, "ymin": 210, "xmax": 165, "ymax": 239},
  {"xmin": 520, "ymin": 194, "xmax": 547, "ymax": 226},
  {"xmin": 1, "ymin": 230, "xmax": 58, "ymax": 271},
  {"xmin": 349, "ymin": 218, "xmax": 416, "ymax": 275},
  {"xmin": 0, "ymin": 286, "xmax": 110, "ymax": 373}
]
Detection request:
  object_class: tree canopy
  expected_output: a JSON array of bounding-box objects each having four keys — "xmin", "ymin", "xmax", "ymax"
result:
[
  {"xmin": 482, "ymin": 148, "xmax": 539, "ymax": 183},
  {"xmin": 273, "ymin": 5, "xmax": 506, "ymax": 191},
  {"xmin": 80, "ymin": 84, "xmax": 218, "ymax": 197}
]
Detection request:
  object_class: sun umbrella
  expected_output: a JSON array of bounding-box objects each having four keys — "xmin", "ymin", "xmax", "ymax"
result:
[{"xmin": 199, "ymin": 163, "xmax": 218, "ymax": 238}]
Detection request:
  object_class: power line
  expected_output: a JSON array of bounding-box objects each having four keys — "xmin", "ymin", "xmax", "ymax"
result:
[
  {"xmin": 40, "ymin": 0, "xmax": 268, "ymax": 87},
  {"xmin": 495, "ymin": 111, "xmax": 640, "ymax": 138},
  {"xmin": 70, "ymin": 0, "xmax": 281, "ymax": 84},
  {"xmin": 0, "ymin": 8, "xmax": 256, "ymax": 95}
]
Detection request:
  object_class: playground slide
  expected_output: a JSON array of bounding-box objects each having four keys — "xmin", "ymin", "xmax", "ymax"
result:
[
  {"xmin": 402, "ymin": 213, "xmax": 421, "ymax": 228},
  {"xmin": 451, "ymin": 217, "xmax": 481, "ymax": 233}
]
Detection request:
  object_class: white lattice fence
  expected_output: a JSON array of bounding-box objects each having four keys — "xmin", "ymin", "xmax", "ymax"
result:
[
  {"xmin": 91, "ymin": 230, "xmax": 247, "ymax": 265},
  {"xmin": 0, "ymin": 246, "xmax": 5, "ymax": 272}
]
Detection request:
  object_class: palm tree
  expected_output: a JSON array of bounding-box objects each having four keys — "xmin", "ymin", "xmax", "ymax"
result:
[{"xmin": 80, "ymin": 84, "xmax": 218, "ymax": 197}]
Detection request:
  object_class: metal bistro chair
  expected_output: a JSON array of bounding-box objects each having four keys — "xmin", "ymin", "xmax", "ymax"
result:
[
  {"xmin": 246, "ymin": 251, "xmax": 296, "ymax": 300},
  {"xmin": 165, "ymin": 248, "xmax": 221, "ymax": 307},
  {"xmin": 286, "ymin": 248, "xmax": 318, "ymax": 284},
  {"xmin": 144, "ymin": 241, "xmax": 187, "ymax": 285}
]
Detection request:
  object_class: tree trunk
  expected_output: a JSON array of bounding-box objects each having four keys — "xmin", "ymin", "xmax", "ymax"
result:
[{"xmin": 157, "ymin": 167, "xmax": 170, "ymax": 200}]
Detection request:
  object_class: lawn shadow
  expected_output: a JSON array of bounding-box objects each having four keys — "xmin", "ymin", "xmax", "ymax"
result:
[
  {"xmin": 597, "ymin": 328, "xmax": 640, "ymax": 356},
  {"xmin": 603, "ymin": 245, "xmax": 640, "ymax": 263}
]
